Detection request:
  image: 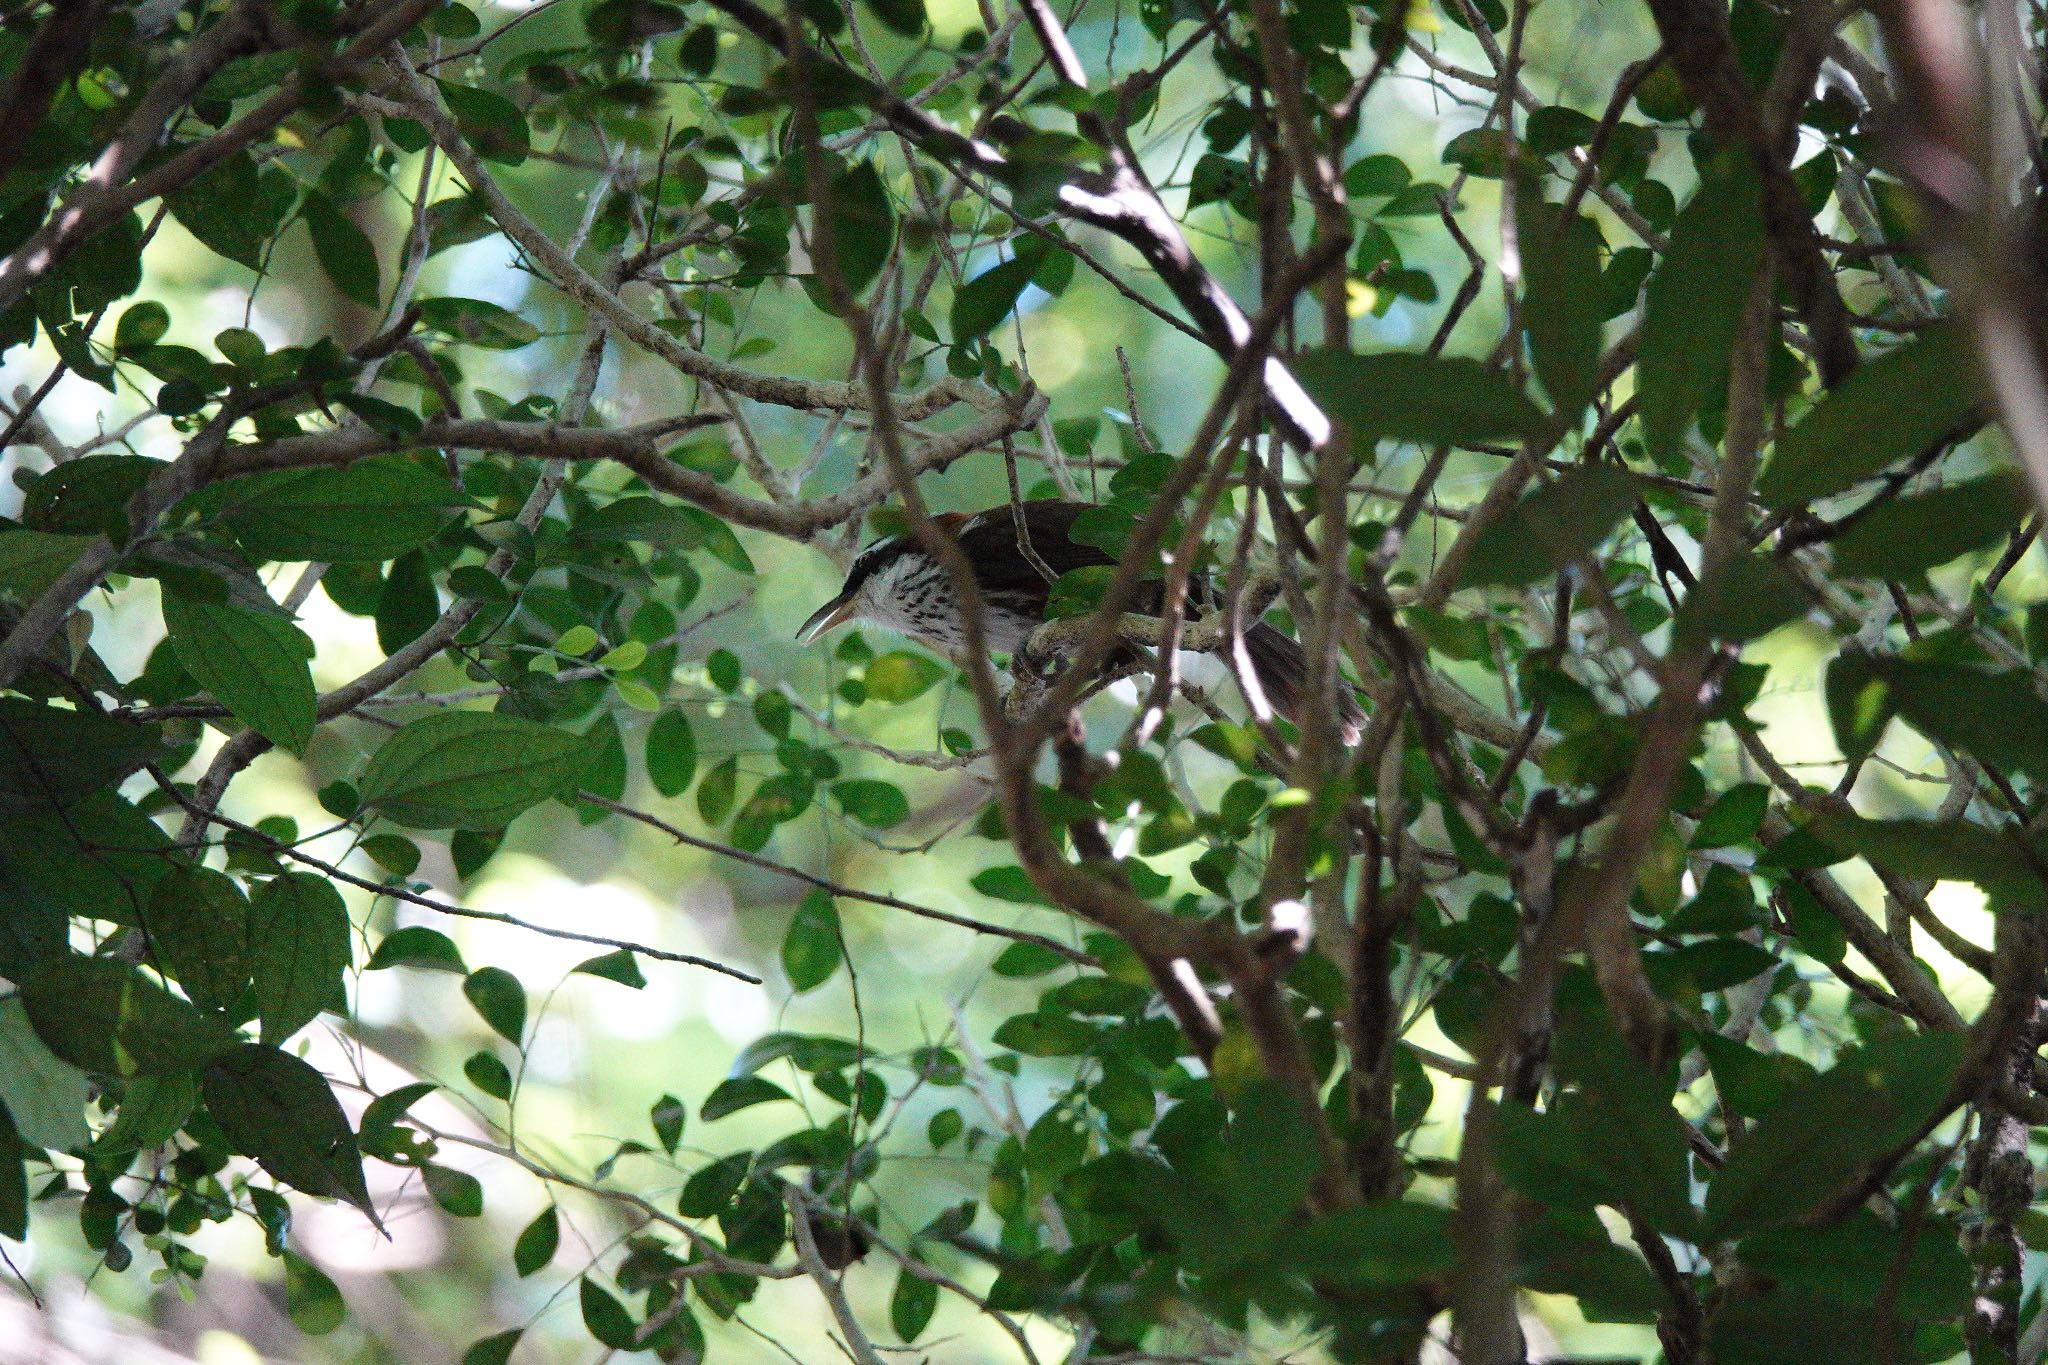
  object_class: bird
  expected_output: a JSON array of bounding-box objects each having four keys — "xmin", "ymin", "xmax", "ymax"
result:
[{"xmin": 797, "ymin": 499, "xmax": 1364, "ymax": 741}]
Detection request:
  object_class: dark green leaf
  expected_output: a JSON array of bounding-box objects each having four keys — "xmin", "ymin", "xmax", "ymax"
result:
[
  {"xmin": 1279, "ymin": 1201, "xmax": 1456, "ymax": 1282},
  {"xmin": 423, "ymin": 1163, "xmax": 484, "ymax": 1216},
  {"xmin": 514, "ymin": 1205, "xmax": 559, "ymax": 1276},
  {"xmin": 245, "ymin": 875, "xmax": 350, "ymax": 1047},
  {"xmin": 461, "ymin": 1331, "xmax": 521, "ymax": 1365},
  {"xmin": 162, "ymin": 593, "xmax": 316, "ymax": 755},
  {"xmin": 22, "ymin": 955, "xmax": 237, "ymax": 1076},
  {"xmin": 697, "ymin": 754, "xmax": 738, "ymax": 824},
  {"xmin": 146, "ymin": 866, "xmax": 252, "ymax": 1014},
  {"xmin": 950, "ymin": 255, "xmax": 1034, "ymax": 341},
  {"xmin": 283, "ymin": 1251, "xmax": 346, "ymax": 1335},
  {"xmin": 1691, "ymin": 783, "xmax": 1769, "ymax": 849},
  {"xmin": 438, "ymin": 82, "xmax": 530, "ymax": 166},
  {"xmin": 1639, "ymin": 152, "xmax": 1767, "ymax": 461},
  {"xmin": 702, "ymin": 1075, "xmax": 794, "ymax": 1120},
  {"xmin": 464, "ymin": 1050, "xmax": 512, "ymax": 1100},
  {"xmin": 167, "ymin": 154, "xmax": 288, "ymax": 270},
  {"xmin": 212, "ymin": 458, "xmax": 462, "ymax": 562},
  {"xmin": 579, "ymin": 1276, "xmax": 638, "ymax": 1350},
  {"xmin": 651, "ymin": 1094, "xmax": 686, "ymax": 1153},
  {"xmin": 1294, "ymin": 349, "xmax": 1545, "ymax": 449},
  {"xmin": 646, "ymin": 708, "xmax": 697, "ymax": 796},
  {"xmin": 1758, "ymin": 323, "xmax": 1978, "ymax": 506},
  {"xmin": 1462, "ymin": 466, "xmax": 1639, "ymax": 586},
  {"xmin": 573, "ymin": 949, "xmax": 646, "ymax": 988},
  {"xmin": 891, "ymin": 1266, "xmax": 938, "ymax": 1340},
  {"xmin": 820, "ymin": 160, "xmax": 894, "ymax": 298},
  {"xmin": 1704, "ymin": 1031, "xmax": 1968, "ymax": 1238},
  {"xmin": 0, "ymin": 529, "xmax": 95, "ymax": 602},
  {"xmin": 0, "ymin": 998, "xmax": 90, "ymax": 1150},
  {"xmin": 366, "ymin": 925, "xmax": 466, "ymax": 973},
  {"xmin": 203, "ymin": 1044, "xmax": 378, "ymax": 1222},
  {"xmin": 1831, "ymin": 469, "xmax": 2029, "ymax": 578},
  {"xmin": 358, "ymin": 711, "xmax": 594, "ymax": 830},
  {"xmin": 831, "ymin": 778, "xmax": 908, "ymax": 828},
  {"xmin": 781, "ymin": 891, "xmax": 843, "ymax": 992},
  {"xmin": 417, "ymin": 297, "xmax": 540, "ymax": 350},
  {"xmin": 1518, "ymin": 198, "xmax": 1605, "ymax": 423},
  {"xmin": 303, "ymin": 191, "xmax": 381, "ymax": 309},
  {"xmin": 463, "ymin": 967, "xmax": 527, "ymax": 1044}
]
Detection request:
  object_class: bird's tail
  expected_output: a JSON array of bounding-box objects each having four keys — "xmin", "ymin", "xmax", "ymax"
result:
[{"xmin": 1229, "ymin": 622, "xmax": 1366, "ymax": 745}]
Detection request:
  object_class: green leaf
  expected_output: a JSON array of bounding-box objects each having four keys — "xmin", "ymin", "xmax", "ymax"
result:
[
  {"xmin": 461, "ymin": 1331, "xmax": 521, "ymax": 1365},
  {"xmin": 992, "ymin": 1013, "xmax": 1100, "ymax": 1056},
  {"xmin": 781, "ymin": 891, "xmax": 843, "ymax": 993},
  {"xmin": 971, "ymin": 865, "xmax": 1045, "ymax": 904},
  {"xmin": 359, "ymin": 711, "xmax": 595, "ymax": 830},
  {"xmin": 366, "ymin": 925, "xmax": 466, "ymax": 973},
  {"xmin": 515, "ymin": 1205, "xmax": 559, "ymax": 1276},
  {"xmin": 303, "ymin": 191, "xmax": 381, "ymax": 309},
  {"xmin": 162, "ymin": 592, "xmax": 317, "ymax": 755},
  {"xmin": 647, "ymin": 708, "xmax": 697, "ymax": 797},
  {"xmin": 417, "ymin": 296, "xmax": 540, "ymax": 350},
  {"xmin": 573, "ymin": 949, "xmax": 646, "ymax": 989},
  {"xmin": 147, "ymin": 866, "xmax": 253, "ymax": 1013},
  {"xmin": 1690, "ymin": 783, "xmax": 1769, "ymax": 849},
  {"xmin": 697, "ymin": 754, "xmax": 738, "ymax": 824},
  {"xmin": 1638, "ymin": 152, "xmax": 1767, "ymax": 461},
  {"xmin": 202, "ymin": 1044, "xmax": 378, "ymax": 1222},
  {"xmin": 213, "ymin": 458, "xmax": 463, "ymax": 561},
  {"xmin": 463, "ymin": 967, "xmax": 526, "ymax": 1044},
  {"xmin": 0, "ymin": 998, "xmax": 90, "ymax": 1150},
  {"xmin": 465, "ymin": 1050, "xmax": 512, "ymax": 1099},
  {"xmin": 0, "ymin": 529, "xmax": 94, "ymax": 601},
  {"xmin": 438, "ymin": 82, "xmax": 530, "ymax": 166},
  {"xmin": 1278, "ymin": 1201, "xmax": 1457, "ymax": 1282},
  {"xmin": 114, "ymin": 301, "xmax": 169, "ymax": 351},
  {"xmin": 0, "ymin": 1110, "xmax": 21, "ymax": 1240},
  {"xmin": 579, "ymin": 1277, "xmax": 638, "ymax": 1350},
  {"xmin": 21, "ymin": 955, "xmax": 237, "ymax": 1076},
  {"xmin": 249, "ymin": 873, "xmax": 351, "ymax": 1044},
  {"xmin": 1518, "ymin": 198, "xmax": 1605, "ymax": 424},
  {"xmin": 0, "ymin": 698, "xmax": 163, "ymax": 812},
  {"xmin": 1831, "ymin": 469, "xmax": 2029, "ymax": 578},
  {"xmin": 651, "ymin": 1094, "xmax": 686, "ymax": 1153},
  {"xmin": 1857, "ymin": 656, "xmax": 2048, "ymax": 779},
  {"xmin": 1294, "ymin": 350, "xmax": 1545, "ymax": 448},
  {"xmin": 950, "ymin": 255, "xmax": 1034, "ymax": 341},
  {"xmin": 1738, "ymin": 1211, "xmax": 1970, "ymax": 1319},
  {"xmin": 1758, "ymin": 323, "xmax": 1979, "ymax": 506},
  {"xmin": 1461, "ymin": 466, "xmax": 1639, "ymax": 586},
  {"xmin": 282, "ymin": 1251, "xmax": 346, "ymax": 1334},
  {"xmin": 102, "ymin": 1072, "xmax": 197, "ymax": 1151},
  {"xmin": 1677, "ymin": 553, "xmax": 1812, "ymax": 643},
  {"xmin": 167, "ymin": 153, "xmax": 289, "ymax": 270},
  {"xmin": 865, "ymin": 650, "xmax": 947, "ymax": 702},
  {"xmin": 820, "ymin": 159, "xmax": 895, "ymax": 298},
  {"xmin": 831, "ymin": 778, "xmax": 908, "ymax": 828},
  {"xmin": 891, "ymin": 1266, "xmax": 939, "ymax": 1340},
  {"xmin": 991, "ymin": 942, "xmax": 1067, "ymax": 976},
  {"xmin": 1704, "ymin": 1030, "xmax": 1968, "ymax": 1239},
  {"xmin": 585, "ymin": 0, "xmax": 689, "ymax": 43},
  {"xmin": 701, "ymin": 1075, "xmax": 794, "ymax": 1120},
  {"xmin": 423, "ymin": 1163, "xmax": 484, "ymax": 1216}
]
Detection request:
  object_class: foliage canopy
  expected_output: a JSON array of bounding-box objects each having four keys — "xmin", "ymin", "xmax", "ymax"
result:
[{"xmin": 4, "ymin": 0, "xmax": 2048, "ymax": 1361}]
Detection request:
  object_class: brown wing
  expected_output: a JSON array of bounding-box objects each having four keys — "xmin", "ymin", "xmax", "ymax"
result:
[{"xmin": 952, "ymin": 500, "xmax": 1117, "ymax": 602}]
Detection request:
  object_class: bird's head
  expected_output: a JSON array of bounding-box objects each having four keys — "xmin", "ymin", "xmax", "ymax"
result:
[
  {"xmin": 796, "ymin": 535, "xmax": 908, "ymax": 643},
  {"xmin": 796, "ymin": 514, "xmax": 969, "ymax": 648}
]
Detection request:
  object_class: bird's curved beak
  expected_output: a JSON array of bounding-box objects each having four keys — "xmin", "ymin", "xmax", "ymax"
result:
[{"xmin": 797, "ymin": 593, "xmax": 859, "ymax": 643}]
